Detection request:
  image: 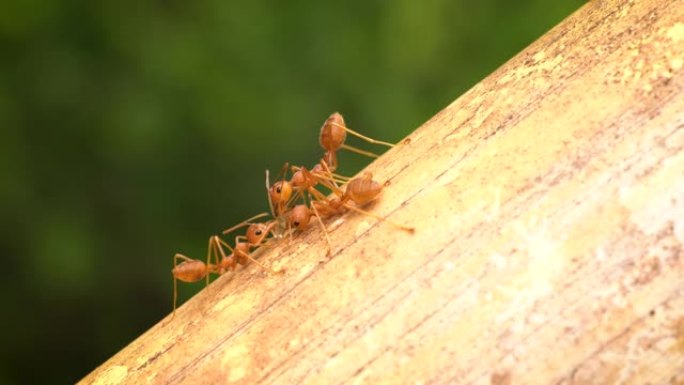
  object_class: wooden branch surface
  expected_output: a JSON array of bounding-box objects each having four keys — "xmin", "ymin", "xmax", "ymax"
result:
[{"xmin": 82, "ymin": 0, "xmax": 684, "ymax": 384}]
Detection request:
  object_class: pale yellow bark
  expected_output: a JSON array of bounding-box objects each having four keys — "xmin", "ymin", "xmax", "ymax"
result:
[{"xmin": 81, "ymin": 0, "xmax": 684, "ymax": 384}]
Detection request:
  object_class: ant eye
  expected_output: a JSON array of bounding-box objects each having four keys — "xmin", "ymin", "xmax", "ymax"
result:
[
  {"xmin": 255, "ymin": 230, "xmax": 262, "ymax": 236},
  {"xmin": 293, "ymin": 221, "xmax": 300, "ymax": 227},
  {"xmin": 276, "ymin": 187, "xmax": 282, "ymax": 193}
]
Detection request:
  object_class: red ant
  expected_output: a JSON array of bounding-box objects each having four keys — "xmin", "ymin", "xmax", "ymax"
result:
[
  {"xmin": 171, "ymin": 213, "xmax": 274, "ymax": 314},
  {"xmin": 266, "ymin": 165, "xmax": 336, "ymax": 255},
  {"xmin": 171, "ymin": 112, "xmax": 409, "ymax": 314},
  {"xmin": 267, "ymin": 162, "xmax": 414, "ymax": 256},
  {"xmin": 171, "ymin": 235, "xmax": 226, "ymax": 316},
  {"xmin": 311, "ymin": 169, "xmax": 415, "ymax": 234},
  {"xmin": 276, "ymin": 112, "xmax": 396, "ymax": 206},
  {"xmin": 319, "ymin": 112, "xmax": 395, "ymax": 171}
]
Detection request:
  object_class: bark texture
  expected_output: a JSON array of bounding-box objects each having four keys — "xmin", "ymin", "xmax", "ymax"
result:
[{"xmin": 82, "ymin": 0, "xmax": 684, "ymax": 383}]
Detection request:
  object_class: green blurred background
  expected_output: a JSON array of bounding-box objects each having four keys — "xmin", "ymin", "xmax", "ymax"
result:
[{"xmin": 0, "ymin": 1, "xmax": 581, "ymax": 383}]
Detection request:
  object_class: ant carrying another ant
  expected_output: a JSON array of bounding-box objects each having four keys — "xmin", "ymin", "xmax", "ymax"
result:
[{"xmin": 170, "ymin": 112, "xmax": 412, "ymax": 314}]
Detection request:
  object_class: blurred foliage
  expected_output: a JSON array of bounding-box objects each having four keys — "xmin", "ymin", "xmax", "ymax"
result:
[{"xmin": 0, "ymin": 0, "xmax": 581, "ymax": 383}]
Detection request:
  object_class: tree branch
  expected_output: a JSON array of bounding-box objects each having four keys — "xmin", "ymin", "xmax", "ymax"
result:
[{"xmin": 81, "ymin": 0, "xmax": 684, "ymax": 383}]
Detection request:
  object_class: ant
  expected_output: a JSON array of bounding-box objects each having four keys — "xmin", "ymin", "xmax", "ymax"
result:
[
  {"xmin": 266, "ymin": 165, "xmax": 336, "ymax": 255},
  {"xmin": 268, "ymin": 112, "xmax": 399, "ymax": 221},
  {"xmin": 267, "ymin": 162, "xmax": 414, "ymax": 256},
  {"xmin": 311, "ymin": 169, "xmax": 415, "ymax": 234},
  {"xmin": 171, "ymin": 213, "xmax": 273, "ymax": 315},
  {"xmin": 319, "ymin": 112, "xmax": 395, "ymax": 172},
  {"xmin": 171, "ymin": 112, "xmax": 410, "ymax": 314},
  {"xmin": 171, "ymin": 235, "xmax": 222, "ymax": 316},
  {"xmin": 220, "ymin": 209, "xmax": 289, "ymax": 270}
]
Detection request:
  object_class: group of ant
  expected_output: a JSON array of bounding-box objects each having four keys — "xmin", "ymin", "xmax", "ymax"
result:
[{"xmin": 171, "ymin": 113, "xmax": 414, "ymax": 314}]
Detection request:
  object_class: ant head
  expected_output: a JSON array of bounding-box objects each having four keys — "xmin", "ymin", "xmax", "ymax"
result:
[
  {"xmin": 246, "ymin": 222, "xmax": 273, "ymax": 245},
  {"xmin": 269, "ymin": 180, "xmax": 292, "ymax": 207},
  {"xmin": 319, "ymin": 112, "xmax": 346, "ymax": 152},
  {"xmin": 289, "ymin": 204, "xmax": 311, "ymax": 230}
]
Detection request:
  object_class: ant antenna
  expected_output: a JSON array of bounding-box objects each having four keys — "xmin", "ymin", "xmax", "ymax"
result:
[{"xmin": 222, "ymin": 212, "xmax": 269, "ymax": 235}]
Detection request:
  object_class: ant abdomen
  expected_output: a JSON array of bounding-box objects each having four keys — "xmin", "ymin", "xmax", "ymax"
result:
[
  {"xmin": 345, "ymin": 174, "xmax": 383, "ymax": 205},
  {"xmin": 172, "ymin": 259, "xmax": 207, "ymax": 283},
  {"xmin": 319, "ymin": 112, "xmax": 347, "ymax": 153}
]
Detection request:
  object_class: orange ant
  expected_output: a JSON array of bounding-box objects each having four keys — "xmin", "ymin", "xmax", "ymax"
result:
[
  {"xmin": 220, "ymin": 210, "xmax": 287, "ymax": 269},
  {"xmin": 171, "ymin": 235, "xmax": 224, "ymax": 316},
  {"xmin": 311, "ymin": 170, "xmax": 415, "ymax": 234},
  {"xmin": 265, "ymin": 165, "xmax": 336, "ymax": 255},
  {"xmin": 267, "ymin": 162, "xmax": 414, "ymax": 256},
  {"xmin": 268, "ymin": 112, "xmax": 397, "ymax": 216},
  {"xmin": 270, "ymin": 113, "xmax": 394, "ymax": 207},
  {"xmin": 319, "ymin": 112, "xmax": 395, "ymax": 172},
  {"xmin": 171, "ymin": 213, "xmax": 273, "ymax": 314},
  {"xmin": 267, "ymin": 162, "xmax": 295, "ymax": 219},
  {"xmin": 298, "ymin": 169, "xmax": 415, "ymax": 254},
  {"xmin": 171, "ymin": 113, "xmax": 407, "ymax": 314}
]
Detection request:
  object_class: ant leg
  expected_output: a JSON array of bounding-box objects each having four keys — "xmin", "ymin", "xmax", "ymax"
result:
[
  {"xmin": 172, "ymin": 253, "xmax": 195, "ymax": 316},
  {"xmin": 301, "ymin": 166, "xmax": 343, "ymax": 197},
  {"xmin": 331, "ymin": 172, "xmax": 352, "ymax": 182},
  {"xmin": 211, "ymin": 235, "xmax": 237, "ymax": 273},
  {"xmin": 221, "ymin": 237, "xmax": 277, "ymax": 275},
  {"xmin": 310, "ymin": 201, "xmax": 334, "ymax": 257},
  {"xmin": 266, "ymin": 165, "xmax": 290, "ymax": 217},
  {"xmin": 312, "ymin": 178, "xmax": 342, "ymax": 197},
  {"xmin": 217, "ymin": 235, "xmax": 235, "ymax": 253},
  {"xmin": 262, "ymin": 221, "xmax": 278, "ymax": 248},
  {"xmin": 307, "ymin": 187, "xmax": 331, "ymax": 202},
  {"xmin": 274, "ymin": 162, "xmax": 290, "ymax": 183},
  {"xmin": 222, "ymin": 212, "xmax": 269, "ymax": 235},
  {"xmin": 343, "ymin": 203, "xmax": 415, "ymax": 233},
  {"xmin": 205, "ymin": 237, "xmax": 216, "ymax": 286},
  {"xmin": 314, "ymin": 161, "xmax": 346, "ymax": 196},
  {"xmin": 245, "ymin": 252, "xmax": 278, "ymax": 275},
  {"xmin": 290, "ymin": 164, "xmax": 347, "ymax": 188},
  {"xmin": 266, "ymin": 169, "xmax": 276, "ymax": 218},
  {"xmin": 331, "ymin": 121, "xmax": 395, "ymax": 148},
  {"xmin": 286, "ymin": 215, "xmax": 294, "ymax": 243},
  {"xmin": 310, "ymin": 198, "xmax": 340, "ymax": 219},
  {"xmin": 208, "ymin": 235, "xmax": 229, "ymax": 275},
  {"xmin": 341, "ymin": 144, "xmax": 380, "ymax": 158},
  {"xmin": 287, "ymin": 188, "xmax": 303, "ymax": 208}
]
